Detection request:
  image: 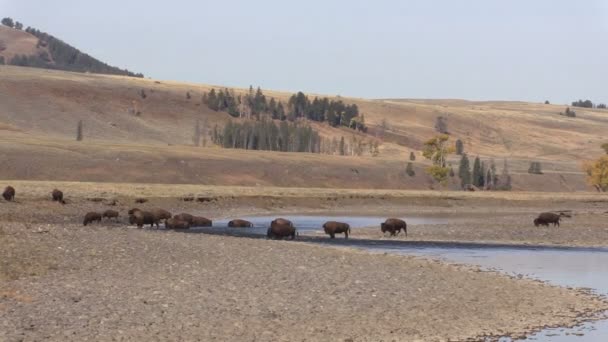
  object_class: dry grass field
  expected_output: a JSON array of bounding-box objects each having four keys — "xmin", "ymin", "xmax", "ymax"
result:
[{"xmin": 1, "ymin": 65, "xmax": 607, "ymax": 190}]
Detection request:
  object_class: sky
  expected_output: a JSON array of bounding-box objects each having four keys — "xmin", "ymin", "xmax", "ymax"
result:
[{"xmin": 1, "ymin": 0, "xmax": 607, "ymax": 104}]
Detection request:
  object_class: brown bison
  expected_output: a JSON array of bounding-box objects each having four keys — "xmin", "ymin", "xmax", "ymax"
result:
[
  {"xmin": 2, "ymin": 186, "xmax": 15, "ymax": 201},
  {"xmin": 533, "ymin": 212, "xmax": 563, "ymax": 227},
  {"xmin": 192, "ymin": 216, "xmax": 212, "ymax": 227},
  {"xmin": 267, "ymin": 218, "xmax": 296, "ymax": 240},
  {"xmin": 128, "ymin": 208, "xmax": 141, "ymax": 215},
  {"xmin": 129, "ymin": 210, "xmax": 159, "ymax": 229},
  {"xmin": 83, "ymin": 212, "xmax": 102, "ymax": 226},
  {"xmin": 151, "ymin": 208, "xmax": 172, "ymax": 222},
  {"xmin": 323, "ymin": 221, "xmax": 351, "ymax": 239},
  {"xmin": 51, "ymin": 189, "xmax": 65, "ymax": 204},
  {"xmin": 174, "ymin": 213, "xmax": 194, "ymax": 224},
  {"xmin": 381, "ymin": 218, "xmax": 407, "ymax": 237},
  {"xmin": 102, "ymin": 209, "xmax": 119, "ymax": 221},
  {"xmin": 165, "ymin": 217, "xmax": 190, "ymax": 229},
  {"xmin": 228, "ymin": 219, "xmax": 253, "ymax": 228}
]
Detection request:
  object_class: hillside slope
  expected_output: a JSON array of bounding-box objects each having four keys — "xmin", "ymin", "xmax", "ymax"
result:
[
  {"xmin": 0, "ymin": 65, "xmax": 605, "ymax": 191},
  {"xmin": 0, "ymin": 25, "xmax": 141, "ymax": 77}
]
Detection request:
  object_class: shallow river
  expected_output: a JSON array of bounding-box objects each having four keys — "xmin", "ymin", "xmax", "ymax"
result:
[{"xmin": 199, "ymin": 215, "xmax": 608, "ymax": 341}]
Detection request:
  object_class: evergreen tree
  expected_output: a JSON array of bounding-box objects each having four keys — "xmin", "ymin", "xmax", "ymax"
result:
[
  {"xmin": 434, "ymin": 116, "xmax": 448, "ymax": 134},
  {"xmin": 1, "ymin": 17, "xmax": 14, "ymax": 28},
  {"xmin": 449, "ymin": 165, "xmax": 455, "ymax": 177},
  {"xmin": 472, "ymin": 156, "xmax": 483, "ymax": 187},
  {"xmin": 339, "ymin": 136, "xmax": 346, "ymax": 156},
  {"xmin": 458, "ymin": 154, "xmax": 471, "ymax": 189},
  {"xmin": 76, "ymin": 120, "xmax": 83, "ymax": 141},
  {"xmin": 455, "ymin": 139, "xmax": 464, "ymax": 155},
  {"xmin": 528, "ymin": 161, "xmax": 543, "ymax": 174},
  {"xmin": 406, "ymin": 162, "xmax": 415, "ymax": 177},
  {"xmin": 409, "ymin": 152, "xmax": 416, "ymax": 161}
]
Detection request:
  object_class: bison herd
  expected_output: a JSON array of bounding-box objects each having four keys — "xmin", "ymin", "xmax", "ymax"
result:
[{"xmin": 1, "ymin": 184, "xmax": 575, "ymax": 241}]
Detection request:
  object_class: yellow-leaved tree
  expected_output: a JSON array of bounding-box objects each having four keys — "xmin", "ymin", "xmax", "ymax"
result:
[
  {"xmin": 422, "ymin": 134, "xmax": 455, "ymax": 184},
  {"xmin": 582, "ymin": 144, "xmax": 608, "ymax": 192}
]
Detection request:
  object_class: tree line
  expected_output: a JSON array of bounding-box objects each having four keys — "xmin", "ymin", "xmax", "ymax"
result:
[
  {"xmin": 203, "ymin": 87, "xmax": 367, "ymax": 132},
  {"xmin": 571, "ymin": 99, "xmax": 607, "ymax": 109},
  {"xmin": 1, "ymin": 17, "xmax": 143, "ymax": 77},
  {"xmin": 457, "ymin": 154, "xmax": 512, "ymax": 190},
  {"xmin": 210, "ymin": 119, "xmax": 378, "ymax": 156}
]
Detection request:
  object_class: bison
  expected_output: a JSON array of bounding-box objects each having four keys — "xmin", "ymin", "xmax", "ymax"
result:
[
  {"xmin": 51, "ymin": 189, "xmax": 65, "ymax": 204},
  {"xmin": 128, "ymin": 208, "xmax": 141, "ymax": 215},
  {"xmin": 381, "ymin": 218, "xmax": 407, "ymax": 237},
  {"xmin": 228, "ymin": 219, "xmax": 253, "ymax": 228},
  {"xmin": 83, "ymin": 212, "xmax": 102, "ymax": 226},
  {"xmin": 174, "ymin": 213, "xmax": 194, "ymax": 224},
  {"xmin": 323, "ymin": 221, "xmax": 351, "ymax": 239},
  {"xmin": 102, "ymin": 209, "xmax": 119, "ymax": 221},
  {"xmin": 165, "ymin": 217, "xmax": 190, "ymax": 229},
  {"xmin": 267, "ymin": 218, "xmax": 296, "ymax": 240},
  {"xmin": 129, "ymin": 210, "xmax": 159, "ymax": 229},
  {"xmin": 533, "ymin": 212, "xmax": 563, "ymax": 227},
  {"xmin": 2, "ymin": 186, "xmax": 15, "ymax": 201},
  {"xmin": 151, "ymin": 208, "xmax": 172, "ymax": 222},
  {"xmin": 191, "ymin": 216, "xmax": 212, "ymax": 227}
]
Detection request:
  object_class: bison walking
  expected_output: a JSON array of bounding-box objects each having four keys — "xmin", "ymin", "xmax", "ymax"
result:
[
  {"xmin": 381, "ymin": 218, "xmax": 407, "ymax": 237},
  {"xmin": 83, "ymin": 212, "xmax": 102, "ymax": 226},
  {"xmin": 323, "ymin": 221, "xmax": 351, "ymax": 239},
  {"xmin": 102, "ymin": 209, "xmax": 119, "ymax": 221},
  {"xmin": 533, "ymin": 212, "xmax": 563, "ymax": 227}
]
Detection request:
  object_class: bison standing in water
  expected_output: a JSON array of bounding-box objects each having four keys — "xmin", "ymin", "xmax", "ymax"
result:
[
  {"xmin": 83, "ymin": 212, "xmax": 102, "ymax": 226},
  {"xmin": 174, "ymin": 213, "xmax": 194, "ymax": 225},
  {"xmin": 129, "ymin": 210, "xmax": 159, "ymax": 228},
  {"xmin": 228, "ymin": 219, "xmax": 253, "ymax": 228},
  {"xmin": 165, "ymin": 217, "xmax": 190, "ymax": 229},
  {"xmin": 323, "ymin": 221, "xmax": 351, "ymax": 239},
  {"xmin": 51, "ymin": 189, "xmax": 65, "ymax": 204},
  {"xmin": 533, "ymin": 212, "xmax": 563, "ymax": 227},
  {"xmin": 381, "ymin": 218, "xmax": 407, "ymax": 237},
  {"xmin": 2, "ymin": 186, "xmax": 15, "ymax": 201},
  {"xmin": 192, "ymin": 216, "xmax": 212, "ymax": 227},
  {"xmin": 267, "ymin": 218, "xmax": 296, "ymax": 240}
]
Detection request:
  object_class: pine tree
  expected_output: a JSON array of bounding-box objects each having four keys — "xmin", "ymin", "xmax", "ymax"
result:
[
  {"xmin": 528, "ymin": 161, "xmax": 543, "ymax": 174},
  {"xmin": 406, "ymin": 162, "xmax": 415, "ymax": 177},
  {"xmin": 339, "ymin": 136, "xmax": 345, "ymax": 156},
  {"xmin": 458, "ymin": 154, "xmax": 471, "ymax": 189},
  {"xmin": 409, "ymin": 152, "xmax": 416, "ymax": 161},
  {"xmin": 472, "ymin": 156, "xmax": 483, "ymax": 187},
  {"xmin": 76, "ymin": 120, "xmax": 83, "ymax": 141},
  {"xmin": 449, "ymin": 165, "xmax": 455, "ymax": 177},
  {"xmin": 455, "ymin": 139, "xmax": 464, "ymax": 155}
]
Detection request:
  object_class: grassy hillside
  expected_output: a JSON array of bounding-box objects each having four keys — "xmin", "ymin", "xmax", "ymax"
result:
[
  {"xmin": 0, "ymin": 65, "xmax": 605, "ymax": 191},
  {"xmin": 0, "ymin": 25, "xmax": 141, "ymax": 77}
]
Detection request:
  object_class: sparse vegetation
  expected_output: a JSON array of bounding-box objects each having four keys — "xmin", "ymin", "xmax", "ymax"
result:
[
  {"xmin": 561, "ymin": 107, "xmax": 576, "ymax": 117},
  {"xmin": 528, "ymin": 161, "xmax": 543, "ymax": 175},
  {"xmin": 406, "ymin": 162, "xmax": 415, "ymax": 177},
  {"xmin": 423, "ymin": 134, "xmax": 454, "ymax": 184},
  {"xmin": 582, "ymin": 144, "xmax": 608, "ymax": 192},
  {"xmin": 193, "ymin": 119, "xmax": 201, "ymax": 147},
  {"xmin": 434, "ymin": 116, "xmax": 448, "ymax": 134},
  {"xmin": 455, "ymin": 139, "xmax": 464, "ymax": 155},
  {"xmin": 76, "ymin": 120, "xmax": 83, "ymax": 141},
  {"xmin": 1, "ymin": 18, "xmax": 143, "ymax": 77}
]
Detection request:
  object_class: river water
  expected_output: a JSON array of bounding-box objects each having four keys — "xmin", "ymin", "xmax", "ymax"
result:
[{"xmin": 199, "ymin": 215, "xmax": 608, "ymax": 341}]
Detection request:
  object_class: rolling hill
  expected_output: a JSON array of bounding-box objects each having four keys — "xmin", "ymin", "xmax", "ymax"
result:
[{"xmin": 0, "ymin": 65, "xmax": 606, "ymax": 191}]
